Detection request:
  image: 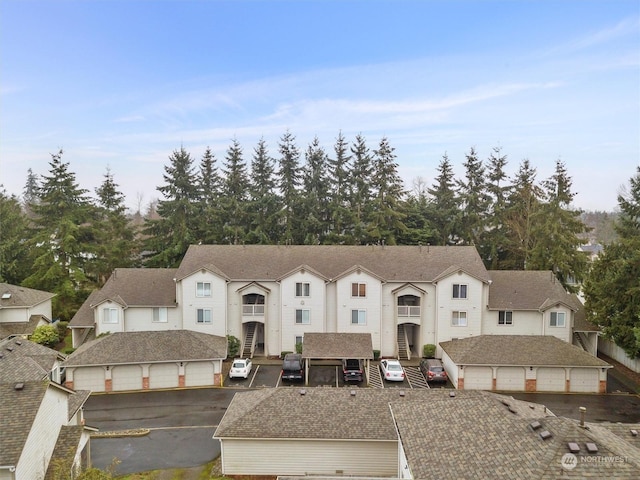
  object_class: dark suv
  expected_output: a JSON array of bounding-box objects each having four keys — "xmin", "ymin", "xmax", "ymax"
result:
[
  {"xmin": 420, "ymin": 358, "xmax": 448, "ymax": 383},
  {"xmin": 342, "ymin": 358, "xmax": 364, "ymax": 382},
  {"xmin": 281, "ymin": 353, "xmax": 305, "ymax": 382}
]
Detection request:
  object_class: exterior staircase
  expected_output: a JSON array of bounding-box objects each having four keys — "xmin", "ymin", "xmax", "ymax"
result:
[
  {"xmin": 242, "ymin": 323, "xmax": 257, "ymax": 358},
  {"xmin": 397, "ymin": 324, "xmax": 410, "ymax": 361},
  {"xmin": 573, "ymin": 331, "xmax": 588, "ymax": 352}
]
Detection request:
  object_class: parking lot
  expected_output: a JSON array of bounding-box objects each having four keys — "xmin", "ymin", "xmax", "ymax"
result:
[{"xmin": 223, "ymin": 362, "xmax": 453, "ymax": 389}]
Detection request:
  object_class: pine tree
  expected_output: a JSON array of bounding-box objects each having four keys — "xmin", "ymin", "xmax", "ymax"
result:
[
  {"xmin": 528, "ymin": 159, "xmax": 588, "ymax": 291},
  {"xmin": 276, "ymin": 131, "xmax": 302, "ymax": 243},
  {"xmin": 325, "ymin": 131, "xmax": 353, "ymax": 244},
  {"xmin": 349, "ymin": 134, "xmax": 374, "ymax": 244},
  {"xmin": 22, "ymin": 167, "xmax": 39, "ymax": 218},
  {"xmin": 584, "ymin": 167, "xmax": 640, "ymax": 357},
  {"xmin": 427, "ymin": 153, "xmax": 460, "ymax": 245},
  {"xmin": 457, "ymin": 147, "xmax": 490, "ymax": 247},
  {"xmin": 482, "ymin": 147, "xmax": 511, "ymax": 269},
  {"xmin": 366, "ymin": 137, "xmax": 407, "ymax": 245},
  {"xmin": 22, "ymin": 150, "xmax": 94, "ymax": 320},
  {"xmin": 143, "ymin": 147, "xmax": 199, "ymax": 267},
  {"xmin": 399, "ymin": 177, "xmax": 436, "ymax": 245},
  {"xmin": 247, "ymin": 138, "xmax": 280, "ymax": 244},
  {"xmin": 220, "ymin": 139, "xmax": 250, "ymax": 244},
  {"xmin": 90, "ymin": 168, "xmax": 137, "ymax": 285},
  {"xmin": 196, "ymin": 147, "xmax": 223, "ymax": 244},
  {"xmin": 0, "ymin": 188, "xmax": 30, "ymax": 284}
]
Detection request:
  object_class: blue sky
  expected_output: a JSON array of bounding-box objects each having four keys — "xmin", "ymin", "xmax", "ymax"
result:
[{"xmin": 1, "ymin": 0, "xmax": 638, "ymax": 212}]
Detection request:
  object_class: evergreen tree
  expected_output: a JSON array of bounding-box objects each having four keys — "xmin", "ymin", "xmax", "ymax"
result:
[
  {"xmin": 483, "ymin": 147, "xmax": 511, "ymax": 269},
  {"xmin": 399, "ymin": 177, "xmax": 436, "ymax": 245},
  {"xmin": 196, "ymin": 147, "xmax": 223, "ymax": 244},
  {"xmin": 300, "ymin": 137, "xmax": 331, "ymax": 244},
  {"xmin": 276, "ymin": 131, "xmax": 302, "ymax": 243},
  {"xmin": 325, "ymin": 132, "xmax": 353, "ymax": 244},
  {"xmin": 348, "ymin": 134, "xmax": 374, "ymax": 244},
  {"xmin": 457, "ymin": 147, "xmax": 490, "ymax": 247},
  {"xmin": 22, "ymin": 150, "xmax": 94, "ymax": 320},
  {"xmin": 427, "ymin": 153, "xmax": 460, "ymax": 245},
  {"xmin": 584, "ymin": 167, "xmax": 640, "ymax": 357},
  {"xmin": 366, "ymin": 137, "xmax": 407, "ymax": 245},
  {"xmin": 247, "ymin": 138, "xmax": 280, "ymax": 244},
  {"xmin": 90, "ymin": 168, "xmax": 137, "ymax": 285},
  {"xmin": 0, "ymin": 188, "xmax": 30, "ymax": 284},
  {"xmin": 22, "ymin": 167, "xmax": 39, "ymax": 218},
  {"xmin": 502, "ymin": 159, "xmax": 543, "ymax": 269},
  {"xmin": 220, "ymin": 139, "xmax": 250, "ymax": 244},
  {"xmin": 143, "ymin": 147, "xmax": 199, "ymax": 267},
  {"xmin": 528, "ymin": 160, "xmax": 588, "ymax": 291}
]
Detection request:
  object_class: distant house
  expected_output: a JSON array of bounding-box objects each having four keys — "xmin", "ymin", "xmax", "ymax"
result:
[
  {"xmin": 214, "ymin": 387, "xmax": 640, "ymax": 479},
  {"xmin": 0, "ymin": 283, "xmax": 55, "ymax": 340},
  {"xmin": 0, "ymin": 337, "xmax": 94, "ymax": 480}
]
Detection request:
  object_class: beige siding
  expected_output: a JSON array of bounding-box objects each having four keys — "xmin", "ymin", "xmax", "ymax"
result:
[
  {"xmin": 180, "ymin": 272, "xmax": 227, "ymax": 337},
  {"xmin": 220, "ymin": 438, "xmax": 397, "ymax": 477},
  {"xmin": 336, "ymin": 272, "xmax": 382, "ymax": 351},
  {"xmin": 16, "ymin": 386, "xmax": 68, "ymax": 480},
  {"xmin": 543, "ymin": 306, "xmax": 573, "ymax": 343},
  {"xmin": 125, "ymin": 306, "xmax": 181, "ymax": 332},
  {"xmin": 441, "ymin": 352, "xmax": 459, "ymax": 387},
  {"xmin": 482, "ymin": 310, "xmax": 544, "ymax": 336},
  {"xmin": 95, "ymin": 300, "xmax": 125, "ymax": 335},
  {"xmin": 0, "ymin": 469, "xmax": 13, "ymax": 480}
]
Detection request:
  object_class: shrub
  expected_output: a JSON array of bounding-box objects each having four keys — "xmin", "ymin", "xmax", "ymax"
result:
[
  {"xmin": 55, "ymin": 321, "xmax": 69, "ymax": 341},
  {"xmin": 62, "ymin": 346, "xmax": 76, "ymax": 355},
  {"xmin": 295, "ymin": 342, "xmax": 303, "ymax": 354},
  {"xmin": 373, "ymin": 349, "xmax": 381, "ymax": 361},
  {"xmin": 31, "ymin": 325, "xmax": 60, "ymax": 347},
  {"xmin": 423, "ymin": 344, "xmax": 436, "ymax": 358},
  {"xmin": 280, "ymin": 351, "xmax": 293, "ymax": 359},
  {"xmin": 226, "ymin": 335, "xmax": 240, "ymax": 359}
]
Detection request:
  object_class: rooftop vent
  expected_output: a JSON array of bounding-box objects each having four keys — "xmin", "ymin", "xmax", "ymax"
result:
[
  {"xmin": 399, "ymin": 390, "xmax": 405, "ymax": 397},
  {"xmin": 14, "ymin": 383, "xmax": 24, "ymax": 391},
  {"xmin": 299, "ymin": 389, "xmax": 306, "ymax": 396},
  {"xmin": 350, "ymin": 390, "xmax": 356, "ymax": 396},
  {"xmin": 631, "ymin": 429, "xmax": 638, "ymax": 437},
  {"xmin": 6, "ymin": 346, "xmax": 13, "ymax": 352},
  {"xmin": 449, "ymin": 391, "xmax": 456, "ymax": 398},
  {"xmin": 539, "ymin": 430, "xmax": 553, "ymax": 441},
  {"xmin": 530, "ymin": 421, "xmax": 542, "ymax": 430},
  {"xmin": 568, "ymin": 442, "xmax": 580, "ymax": 453},
  {"xmin": 585, "ymin": 442, "xmax": 598, "ymax": 453},
  {"xmin": 508, "ymin": 407, "xmax": 518, "ymax": 414},
  {"xmin": 14, "ymin": 340, "xmax": 22, "ymax": 346}
]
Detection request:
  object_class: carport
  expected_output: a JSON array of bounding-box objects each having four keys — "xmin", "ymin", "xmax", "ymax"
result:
[{"xmin": 301, "ymin": 332, "xmax": 374, "ymax": 386}]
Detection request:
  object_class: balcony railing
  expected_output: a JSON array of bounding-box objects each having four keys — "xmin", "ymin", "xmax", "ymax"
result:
[
  {"xmin": 397, "ymin": 306, "xmax": 420, "ymax": 317},
  {"xmin": 242, "ymin": 304, "xmax": 265, "ymax": 316}
]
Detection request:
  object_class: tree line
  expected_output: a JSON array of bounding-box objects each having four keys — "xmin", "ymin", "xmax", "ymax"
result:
[{"xmin": 0, "ymin": 132, "xmax": 637, "ymax": 357}]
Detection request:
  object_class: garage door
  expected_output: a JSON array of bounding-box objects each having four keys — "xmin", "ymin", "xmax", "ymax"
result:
[
  {"xmin": 495, "ymin": 366, "xmax": 525, "ymax": 391},
  {"xmin": 185, "ymin": 361, "xmax": 214, "ymax": 387},
  {"xmin": 570, "ymin": 368, "xmax": 599, "ymax": 393},
  {"xmin": 149, "ymin": 363, "xmax": 179, "ymax": 389},
  {"xmin": 463, "ymin": 366, "xmax": 493, "ymax": 390},
  {"xmin": 73, "ymin": 367, "xmax": 105, "ymax": 392},
  {"xmin": 111, "ymin": 365, "xmax": 143, "ymax": 391},
  {"xmin": 537, "ymin": 367, "xmax": 566, "ymax": 392}
]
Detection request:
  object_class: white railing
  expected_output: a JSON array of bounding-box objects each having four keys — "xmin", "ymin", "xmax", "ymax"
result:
[
  {"xmin": 397, "ymin": 306, "xmax": 420, "ymax": 317},
  {"xmin": 242, "ymin": 304, "xmax": 265, "ymax": 316}
]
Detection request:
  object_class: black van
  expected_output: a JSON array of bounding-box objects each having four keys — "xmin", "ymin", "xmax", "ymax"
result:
[{"xmin": 281, "ymin": 353, "xmax": 305, "ymax": 381}]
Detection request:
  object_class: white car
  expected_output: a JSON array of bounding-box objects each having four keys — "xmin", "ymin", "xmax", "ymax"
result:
[
  {"xmin": 229, "ymin": 358, "xmax": 252, "ymax": 379},
  {"xmin": 380, "ymin": 359, "xmax": 405, "ymax": 382}
]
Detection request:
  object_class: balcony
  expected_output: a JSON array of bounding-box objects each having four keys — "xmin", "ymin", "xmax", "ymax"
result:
[
  {"xmin": 397, "ymin": 305, "xmax": 420, "ymax": 318},
  {"xmin": 242, "ymin": 304, "xmax": 265, "ymax": 323}
]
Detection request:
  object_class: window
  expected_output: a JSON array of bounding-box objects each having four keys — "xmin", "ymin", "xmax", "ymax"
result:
[
  {"xmin": 295, "ymin": 309, "xmax": 310, "ymax": 324},
  {"xmin": 103, "ymin": 307, "xmax": 118, "ymax": 324},
  {"xmin": 351, "ymin": 283, "xmax": 366, "ymax": 297},
  {"xmin": 550, "ymin": 311, "xmax": 565, "ymax": 327},
  {"xmin": 498, "ymin": 311, "xmax": 513, "ymax": 325},
  {"xmin": 153, "ymin": 307, "xmax": 168, "ymax": 323},
  {"xmin": 295, "ymin": 335, "xmax": 303, "ymax": 346},
  {"xmin": 351, "ymin": 309, "xmax": 366, "ymax": 325},
  {"xmin": 451, "ymin": 311, "xmax": 467, "ymax": 326},
  {"xmin": 197, "ymin": 308, "xmax": 212, "ymax": 324},
  {"xmin": 196, "ymin": 282, "xmax": 211, "ymax": 297},
  {"xmin": 453, "ymin": 284, "xmax": 468, "ymax": 299},
  {"xmin": 295, "ymin": 282, "xmax": 310, "ymax": 297}
]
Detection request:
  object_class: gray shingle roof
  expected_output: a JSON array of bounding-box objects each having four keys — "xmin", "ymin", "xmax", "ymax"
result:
[
  {"xmin": 440, "ymin": 335, "xmax": 611, "ymax": 367},
  {"xmin": 62, "ymin": 330, "xmax": 227, "ymax": 366},
  {"xmin": 44, "ymin": 425, "xmax": 85, "ymax": 480},
  {"xmin": 177, "ymin": 245, "xmax": 490, "ymax": 283},
  {"xmin": 0, "ymin": 283, "xmax": 55, "ymax": 308},
  {"xmin": 69, "ymin": 290, "xmax": 101, "ymax": 327},
  {"xmin": 488, "ymin": 270, "xmax": 581, "ymax": 311},
  {"xmin": 0, "ymin": 314, "xmax": 49, "ymax": 339},
  {"xmin": 0, "ymin": 338, "xmax": 64, "ymax": 384},
  {"xmin": 302, "ymin": 333, "xmax": 374, "ymax": 359}
]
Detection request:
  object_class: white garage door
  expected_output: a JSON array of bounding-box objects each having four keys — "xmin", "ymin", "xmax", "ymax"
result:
[
  {"xmin": 149, "ymin": 363, "xmax": 179, "ymax": 389},
  {"xmin": 185, "ymin": 361, "xmax": 214, "ymax": 387},
  {"xmin": 111, "ymin": 365, "xmax": 143, "ymax": 391},
  {"xmin": 570, "ymin": 368, "xmax": 599, "ymax": 393},
  {"xmin": 537, "ymin": 367, "xmax": 566, "ymax": 392},
  {"xmin": 463, "ymin": 366, "xmax": 493, "ymax": 390},
  {"xmin": 495, "ymin": 366, "xmax": 525, "ymax": 391},
  {"xmin": 73, "ymin": 367, "xmax": 105, "ymax": 392}
]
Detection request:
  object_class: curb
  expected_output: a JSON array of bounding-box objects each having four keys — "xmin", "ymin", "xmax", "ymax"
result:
[{"xmin": 91, "ymin": 428, "xmax": 150, "ymax": 438}]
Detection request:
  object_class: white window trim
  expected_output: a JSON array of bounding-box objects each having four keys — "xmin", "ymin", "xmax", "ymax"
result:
[
  {"xmin": 102, "ymin": 307, "xmax": 118, "ymax": 324},
  {"xmin": 550, "ymin": 311, "xmax": 566, "ymax": 328},
  {"xmin": 351, "ymin": 309, "xmax": 367, "ymax": 325},
  {"xmin": 153, "ymin": 307, "xmax": 168, "ymax": 323},
  {"xmin": 295, "ymin": 335, "xmax": 303, "ymax": 346},
  {"xmin": 295, "ymin": 309, "xmax": 311, "ymax": 324},
  {"xmin": 498, "ymin": 310, "xmax": 513, "ymax": 326},
  {"xmin": 295, "ymin": 282, "xmax": 310, "ymax": 297},
  {"xmin": 451, "ymin": 311, "xmax": 467, "ymax": 327},
  {"xmin": 452, "ymin": 284, "xmax": 468, "ymax": 299},
  {"xmin": 196, "ymin": 282, "xmax": 212, "ymax": 297},
  {"xmin": 197, "ymin": 308, "xmax": 212, "ymax": 324},
  {"xmin": 351, "ymin": 282, "xmax": 367, "ymax": 298}
]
